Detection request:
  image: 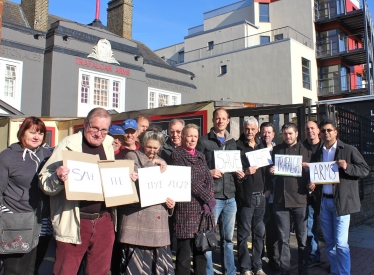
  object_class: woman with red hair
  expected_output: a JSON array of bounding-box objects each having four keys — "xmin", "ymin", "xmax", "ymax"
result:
[{"xmin": 0, "ymin": 117, "xmax": 51, "ymax": 275}]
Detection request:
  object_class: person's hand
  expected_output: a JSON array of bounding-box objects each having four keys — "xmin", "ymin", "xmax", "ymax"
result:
[
  {"xmin": 269, "ymin": 166, "xmax": 275, "ymax": 175},
  {"xmin": 203, "ymin": 204, "xmax": 211, "ymax": 215},
  {"xmin": 210, "ymin": 169, "xmax": 223, "ymax": 179},
  {"xmin": 308, "ymin": 182, "xmax": 316, "ymax": 192},
  {"xmin": 130, "ymin": 172, "xmax": 138, "ymax": 182},
  {"xmin": 112, "ymin": 140, "xmax": 121, "ymax": 152},
  {"xmin": 56, "ymin": 166, "xmax": 70, "ymax": 182},
  {"xmin": 264, "ymin": 190, "xmax": 271, "ymax": 198},
  {"xmin": 245, "ymin": 166, "xmax": 257, "ymax": 175},
  {"xmin": 337, "ymin": 159, "xmax": 348, "ymax": 170},
  {"xmin": 208, "ymin": 198, "xmax": 216, "ymax": 210},
  {"xmin": 236, "ymin": 170, "xmax": 245, "ymax": 180},
  {"xmin": 152, "ymin": 159, "xmax": 167, "ymax": 173},
  {"xmin": 165, "ymin": 197, "xmax": 175, "ymax": 209}
]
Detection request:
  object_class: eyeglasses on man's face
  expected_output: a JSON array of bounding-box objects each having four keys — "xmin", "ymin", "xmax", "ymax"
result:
[
  {"xmin": 88, "ymin": 123, "xmax": 109, "ymax": 135},
  {"xmin": 321, "ymin": 128, "xmax": 334, "ymax": 133}
]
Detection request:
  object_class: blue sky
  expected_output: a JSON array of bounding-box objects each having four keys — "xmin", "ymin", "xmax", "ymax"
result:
[{"xmin": 10, "ymin": 0, "xmax": 374, "ymax": 50}]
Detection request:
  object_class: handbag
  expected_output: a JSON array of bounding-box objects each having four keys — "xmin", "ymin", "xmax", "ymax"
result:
[
  {"xmin": 195, "ymin": 214, "xmax": 217, "ymax": 252},
  {"xmin": 0, "ymin": 194, "xmax": 41, "ymax": 254}
]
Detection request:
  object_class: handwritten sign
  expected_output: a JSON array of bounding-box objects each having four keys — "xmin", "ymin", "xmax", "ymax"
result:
[
  {"xmin": 137, "ymin": 165, "xmax": 191, "ymax": 207},
  {"xmin": 309, "ymin": 161, "xmax": 340, "ymax": 184},
  {"xmin": 67, "ymin": 160, "xmax": 103, "ymax": 194},
  {"xmin": 214, "ymin": 150, "xmax": 242, "ymax": 173},
  {"xmin": 274, "ymin": 154, "xmax": 302, "ymax": 177},
  {"xmin": 245, "ymin": 148, "xmax": 273, "ymax": 168}
]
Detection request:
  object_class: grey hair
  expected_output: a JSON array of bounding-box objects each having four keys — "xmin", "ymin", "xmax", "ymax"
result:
[
  {"xmin": 243, "ymin": 116, "xmax": 258, "ymax": 128},
  {"xmin": 182, "ymin": 123, "xmax": 200, "ymax": 136},
  {"xmin": 85, "ymin": 108, "xmax": 111, "ymax": 125},
  {"xmin": 140, "ymin": 130, "xmax": 165, "ymax": 147},
  {"xmin": 168, "ymin": 119, "xmax": 185, "ymax": 129}
]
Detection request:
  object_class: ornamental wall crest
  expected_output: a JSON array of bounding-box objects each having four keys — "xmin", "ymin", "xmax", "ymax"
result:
[{"xmin": 87, "ymin": 39, "xmax": 120, "ymax": 65}]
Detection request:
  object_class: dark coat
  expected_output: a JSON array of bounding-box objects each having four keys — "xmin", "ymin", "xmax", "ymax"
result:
[
  {"xmin": 235, "ymin": 134, "xmax": 268, "ymax": 208},
  {"xmin": 171, "ymin": 146, "xmax": 214, "ymax": 239},
  {"xmin": 159, "ymin": 137, "xmax": 176, "ymax": 165},
  {"xmin": 272, "ymin": 142, "xmax": 311, "ymax": 208},
  {"xmin": 314, "ymin": 139, "xmax": 369, "ymax": 216},
  {"xmin": 196, "ymin": 128, "xmax": 237, "ymax": 199}
]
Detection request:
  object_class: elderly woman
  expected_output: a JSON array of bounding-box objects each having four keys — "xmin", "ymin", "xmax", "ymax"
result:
[
  {"xmin": 0, "ymin": 117, "xmax": 51, "ymax": 275},
  {"xmin": 170, "ymin": 124, "xmax": 215, "ymax": 275},
  {"xmin": 118, "ymin": 129, "xmax": 175, "ymax": 275}
]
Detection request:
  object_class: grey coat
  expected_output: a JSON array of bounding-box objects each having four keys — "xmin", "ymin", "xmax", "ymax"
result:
[
  {"xmin": 118, "ymin": 150, "xmax": 171, "ymax": 247},
  {"xmin": 315, "ymin": 139, "xmax": 370, "ymax": 216}
]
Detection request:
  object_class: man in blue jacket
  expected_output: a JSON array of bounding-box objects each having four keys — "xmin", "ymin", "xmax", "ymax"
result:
[
  {"xmin": 197, "ymin": 108, "xmax": 239, "ymax": 275},
  {"xmin": 309, "ymin": 119, "xmax": 369, "ymax": 275}
]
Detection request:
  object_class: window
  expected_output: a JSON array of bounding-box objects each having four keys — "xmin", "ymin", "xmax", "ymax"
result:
[
  {"xmin": 274, "ymin": 34, "xmax": 284, "ymax": 41},
  {"xmin": 179, "ymin": 51, "xmax": 184, "ymax": 63},
  {"xmin": 221, "ymin": 65, "xmax": 227, "ymax": 74},
  {"xmin": 260, "ymin": 36, "xmax": 270, "ymax": 45},
  {"xmin": 78, "ymin": 69, "xmax": 125, "ymax": 116},
  {"xmin": 302, "ymin": 58, "xmax": 311, "ymax": 90},
  {"xmin": 148, "ymin": 88, "xmax": 181, "ymax": 109},
  {"xmin": 259, "ymin": 3, "xmax": 270, "ymax": 22},
  {"xmin": 208, "ymin": 41, "xmax": 214, "ymax": 50},
  {"xmin": 0, "ymin": 57, "xmax": 23, "ymax": 110}
]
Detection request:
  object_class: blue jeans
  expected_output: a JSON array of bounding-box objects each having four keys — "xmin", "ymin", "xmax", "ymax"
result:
[
  {"xmin": 206, "ymin": 197, "xmax": 237, "ymax": 275},
  {"xmin": 307, "ymin": 204, "xmax": 320, "ymax": 261},
  {"xmin": 273, "ymin": 205, "xmax": 308, "ymax": 274},
  {"xmin": 237, "ymin": 194, "xmax": 266, "ymax": 273},
  {"xmin": 320, "ymin": 197, "xmax": 351, "ymax": 275}
]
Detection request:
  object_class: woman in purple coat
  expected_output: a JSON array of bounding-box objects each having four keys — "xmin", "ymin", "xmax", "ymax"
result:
[{"xmin": 171, "ymin": 124, "xmax": 215, "ymax": 275}]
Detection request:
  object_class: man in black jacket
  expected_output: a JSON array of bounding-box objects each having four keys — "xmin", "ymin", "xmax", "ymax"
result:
[
  {"xmin": 309, "ymin": 119, "xmax": 369, "ymax": 275},
  {"xmin": 269, "ymin": 122, "xmax": 310, "ymax": 275},
  {"xmin": 159, "ymin": 118, "xmax": 185, "ymax": 164},
  {"xmin": 197, "ymin": 108, "xmax": 238, "ymax": 275},
  {"xmin": 236, "ymin": 116, "xmax": 267, "ymax": 275}
]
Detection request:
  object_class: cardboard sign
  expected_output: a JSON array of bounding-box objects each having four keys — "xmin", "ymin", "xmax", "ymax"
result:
[
  {"xmin": 274, "ymin": 154, "xmax": 302, "ymax": 177},
  {"xmin": 137, "ymin": 165, "xmax": 191, "ymax": 207},
  {"xmin": 309, "ymin": 161, "xmax": 340, "ymax": 184},
  {"xmin": 99, "ymin": 160, "xmax": 139, "ymax": 207},
  {"xmin": 245, "ymin": 148, "xmax": 273, "ymax": 168},
  {"xmin": 63, "ymin": 151, "xmax": 103, "ymax": 201},
  {"xmin": 63, "ymin": 151, "xmax": 139, "ymax": 206},
  {"xmin": 214, "ymin": 150, "xmax": 242, "ymax": 173}
]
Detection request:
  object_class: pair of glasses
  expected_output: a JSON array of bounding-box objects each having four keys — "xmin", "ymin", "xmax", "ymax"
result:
[
  {"xmin": 321, "ymin": 129, "xmax": 334, "ymax": 133},
  {"xmin": 88, "ymin": 123, "xmax": 108, "ymax": 135},
  {"xmin": 170, "ymin": 130, "xmax": 182, "ymax": 135}
]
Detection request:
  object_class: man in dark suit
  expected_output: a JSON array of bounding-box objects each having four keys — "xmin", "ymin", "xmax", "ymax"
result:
[{"xmin": 309, "ymin": 119, "xmax": 369, "ymax": 275}]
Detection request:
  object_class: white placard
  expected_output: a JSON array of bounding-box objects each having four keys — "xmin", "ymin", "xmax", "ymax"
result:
[
  {"xmin": 100, "ymin": 167, "xmax": 134, "ymax": 197},
  {"xmin": 309, "ymin": 161, "xmax": 340, "ymax": 184},
  {"xmin": 67, "ymin": 160, "xmax": 103, "ymax": 194},
  {"xmin": 214, "ymin": 150, "xmax": 242, "ymax": 173},
  {"xmin": 274, "ymin": 154, "xmax": 302, "ymax": 177},
  {"xmin": 137, "ymin": 165, "xmax": 191, "ymax": 207},
  {"xmin": 245, "ymin": 148, "xmax": 273, "ymax": 168}
]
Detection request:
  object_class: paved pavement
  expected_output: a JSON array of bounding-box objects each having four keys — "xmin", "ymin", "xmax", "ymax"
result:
[{"xmin": 13, "ymin": 216, "xmax": 374, "ymax": 274}]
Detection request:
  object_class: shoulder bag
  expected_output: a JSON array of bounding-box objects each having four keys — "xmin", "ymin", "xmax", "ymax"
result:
[{"xmin": 195, "ymin": 213, "xmax": 217, "ymax": 252}]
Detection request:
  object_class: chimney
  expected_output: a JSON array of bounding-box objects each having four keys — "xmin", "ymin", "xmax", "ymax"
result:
[
  {"xmin": 0, "ymin": 0, "xmax": 3, "ymax": 42},
  {"xmin": 107, "ymin": 0, "xmax": 133, "ymax": 40},
  {"xmin": 21, "ymin": 0, "xmax": 49, "ymax": 32}
]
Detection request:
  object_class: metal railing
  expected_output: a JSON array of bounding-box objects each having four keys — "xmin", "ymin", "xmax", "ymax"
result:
[
  {"xmin": 182, "ymin": 26, "xmax": 312, "ymax": 63},
  {"xmin": 316, "ymin": 33, "xmax": 365, "ymax": 57},
  {"xmin": 317, "ymin": 72, "xmax": 367, "ymax": 96},
  {"xmin": 314, "ymin": 0, "xmax": 347, "ymax": 20},
  {"xmin": 161, "ymin": 57, "xmax": 178, "ymax": 66}
]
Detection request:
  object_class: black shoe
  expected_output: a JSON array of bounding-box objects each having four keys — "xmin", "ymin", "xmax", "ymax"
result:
[
  {"xmin": 308, "ymin": 259, "xmax": 321, "ymax": 267},
  {"xmin": 268, "ymin": 260, "xmax": 280, "ymax": 271}
]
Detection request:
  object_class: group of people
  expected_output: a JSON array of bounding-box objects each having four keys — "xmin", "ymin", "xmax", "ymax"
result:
[{"xmin": 0, "ymin": 106, "xmax": 369, "ymax": 275}]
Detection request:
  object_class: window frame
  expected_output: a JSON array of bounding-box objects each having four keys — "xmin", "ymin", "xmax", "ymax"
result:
[
  {"xmin": 179, "ymin": 51, "xmax": 185, "ymax": 63},
  {"xmin": 259, "ymin": 3, "xmax": 270, "ymax": 22},
  {"xmin": 78, "ymin": 69, "xmax": 125, "ymax": 117},
  {"xmin": 260, "ymin": 36, "xmax": 271, "ymax": 45},
  {"xmin": 302, "ymin": 58, "xmax": 311, "ymax": 90},
  {"xmin": 208, "ymin": 41, "xmax": 214, "ymax": 50},
  {"xmin": 221, "ymin": 65, "xmax": 227, "ymax": 75},
  {"xmin": 148, "ymin": 87, "xmax": 181, "ymax": 109},
  {"xmin": 0, "ymin": 57, "xmax": 23, "ymax": 111}
]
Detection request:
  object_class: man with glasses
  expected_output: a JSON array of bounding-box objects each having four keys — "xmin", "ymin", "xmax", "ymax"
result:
[
  {"xmin": 309, "ymin": 119, "xmax": 369, "ymax": 275},
  {"xmin": 160, "ymin": 118, "xmax": 185, "ymax": 164},
  {"xmin": 39, "ymin": 108, "xmax": 116, "ymax": 275}
]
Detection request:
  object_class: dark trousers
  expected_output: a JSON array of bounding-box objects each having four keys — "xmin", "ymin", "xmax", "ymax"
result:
[
  {"xmin": 110, "ymin": 241, "xmax": 122, "ymax": 275},
  {"xmin": 34, "ymin": 235, "xmax": 52, "ymax": 275},
  {"xmin": 273, "ymin": 205, "xmax": 308, "ymax": 274},
  {"xmin": 237, "ymin": 194, "xmax": 266, "ymax": 273},
  {"xmin": 53, "ymin": 213, "xmax": 115, "ymax": 275},
  {"xmin": 176, "ymin": 238, "xmax": 206, "ymax": 275},
  {"xmin": 264, "ymin": 202, "xmax": 279, "ymax": 264},
  {"xmin": 1, "ymin": 246, "xmax": 37, "ymax": 275}
]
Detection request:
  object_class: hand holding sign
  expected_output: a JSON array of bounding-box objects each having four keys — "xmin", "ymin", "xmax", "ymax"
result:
[
  {"xmin": 309, "ymin": 161, "xmax": 340, "ymax": 184},
  {"xmin": 214, "ymin": 150, "xmax": 242, "ymax": 173}
]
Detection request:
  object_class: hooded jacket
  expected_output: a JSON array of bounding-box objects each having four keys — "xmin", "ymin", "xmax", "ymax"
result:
[
  {"xmin": 0, "ymin": 143, "xmax": 51, "ymax": 213},
  {"xmin": 196, "ymin": 127, "xmax": 237, "ymax": 199},
  {"xmin": 272, "ymin": 142, "xmax": 311, "ymax": 208}
]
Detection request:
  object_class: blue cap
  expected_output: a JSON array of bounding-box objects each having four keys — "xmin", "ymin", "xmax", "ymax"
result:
[
  {"xmin": 122, "ymin": 119, "xmax": 138, "ymax": 131},
  {"xmin": 109, "ymin": 125, "xmax": 125, "ymax": 135}
]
